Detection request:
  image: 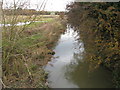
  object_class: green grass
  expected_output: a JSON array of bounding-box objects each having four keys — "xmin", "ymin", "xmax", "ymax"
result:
[
  {"xmin": 27, "ymin": 18, "xmax": 54, "ymax": 27},
  {"xmin": 1, "ymin": 15, "xmax": 58, "ymax": 24},
  {"xmin": 2, "ymin": 17, "xmax": 66, "ymax": 88},
  {"xmin": 18, "ymin": 33, "xmax": 43, "ymax": 47},
  {"xmin": 26, "ymin": 21, "xmax": 44, "ymax": 27},
  {"xmin": 0, "ymin": 40, "xmax": 2, "ymax": 47}
]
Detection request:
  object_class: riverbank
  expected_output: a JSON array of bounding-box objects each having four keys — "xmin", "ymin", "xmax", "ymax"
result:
[
  {"xmin": 2, "ymin": 18, "xmax": 66, "ymax": 88},
  {"xmin": 67, "ymin": 2, "xmax": 120, "ymax": 88}
]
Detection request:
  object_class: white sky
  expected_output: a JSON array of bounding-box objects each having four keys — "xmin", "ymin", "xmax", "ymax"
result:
[{"xmin": 3, "ymin": 0, "xmax": 74, "ymax": 11}]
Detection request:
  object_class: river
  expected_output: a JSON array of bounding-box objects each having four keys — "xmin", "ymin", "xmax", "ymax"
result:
[
  {"xmin": 44, "ymin": 25, "xmax": 113, "ymax": 88},
  {"xmin": 0, "ymin": 21, "xmax": 47, "ymax": 27}
]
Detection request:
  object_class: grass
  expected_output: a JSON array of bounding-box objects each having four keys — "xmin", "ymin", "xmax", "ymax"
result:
[
  {"xmin": 26, "ymin": 18, "xmax": 55, "ymax": 28},
  {"xmin": 1, "ymin": 15, "xmax": 59, "ymax": 24},
  {"xmin": 2, "ymin": 16, "xmax": 66, "ymax": 88},
  {"xmin": 18, "ymin": 33, "xmax": 43, "ymax": 47}
]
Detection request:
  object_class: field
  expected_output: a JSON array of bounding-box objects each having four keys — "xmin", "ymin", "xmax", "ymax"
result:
[
  {"xmin": 2, "ymin": 15, "xmax": 66, "ymax": 88},
  {"xmin": 1, "ymin": 15, "xmax": 59, "ymax": 24}
]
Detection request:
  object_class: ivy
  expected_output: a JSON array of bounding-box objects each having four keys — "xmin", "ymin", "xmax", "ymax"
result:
[{"xmin": 67, "ymin": 2, "xmax": 120, "ymax": 88}]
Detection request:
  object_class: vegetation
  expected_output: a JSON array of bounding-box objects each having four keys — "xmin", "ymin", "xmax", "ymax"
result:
[
  {"xmin": 67, "ymin": 2, "xmax": 120, "ymax": 88},
  {"xmin": 0, "ymin": 14, "xmax": 58, "ymax": 24},
  {"xmin": 3, "ymin": 9, "xmax": 65, "ymax": 16},
  {"xmin": 1, "ymin": 0, "xmax": 67, "ymax": 87},
  {"xmin": 2, "ymin": 16, "xmax": 66, "ymax": 88},
  {"xmin": 2, "ymin": 0, "xmax": 119, "ymax": 88}
]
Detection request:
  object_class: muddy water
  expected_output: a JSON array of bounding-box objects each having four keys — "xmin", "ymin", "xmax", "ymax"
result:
[{"xmin": 45, "ymin": 25, "xmax": 113, "ymax": 88}]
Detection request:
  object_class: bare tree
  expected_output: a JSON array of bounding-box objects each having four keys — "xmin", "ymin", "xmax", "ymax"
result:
[
  {"xmin": 0, "ymin": 1, "xmax": 2, "ymax": 89},
  {"xmin": 1, "ymin": 0, "xmax": 48, "ymax": 88}
]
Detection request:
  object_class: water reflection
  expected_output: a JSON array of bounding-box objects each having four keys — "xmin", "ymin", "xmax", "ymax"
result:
[
  {"xmin": 65, "ymin": 53, "xmax": 113, "ymax": 88},
  {"xmin": 45, "ymin": 25, "xmax": 79, "ymax": 88},
  {"xmin": 45, "ymin": 25, "xmax": 113, "ymax": 88}
]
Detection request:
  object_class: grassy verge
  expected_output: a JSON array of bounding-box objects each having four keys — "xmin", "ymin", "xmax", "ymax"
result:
[{"xmin": 2, "ymin": 17, "xmax": 66, "ymax": 88}]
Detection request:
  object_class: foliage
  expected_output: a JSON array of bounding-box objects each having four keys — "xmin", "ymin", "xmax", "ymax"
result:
[
  {"xmin": 2, "ymin": 17, "xmax": 66, "ymax": 87},
  {"xmin": 3, "ymin": 9, "xmax": 65, "ymax": 15},
  {"xmin": 67, "ymin": 2, "xmax": 120, "ymax": 88}
]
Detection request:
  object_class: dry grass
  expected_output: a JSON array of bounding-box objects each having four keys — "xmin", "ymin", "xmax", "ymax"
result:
[{"xmin": 2, "ymin": 17, "xmax": 66, "ymax": 88}]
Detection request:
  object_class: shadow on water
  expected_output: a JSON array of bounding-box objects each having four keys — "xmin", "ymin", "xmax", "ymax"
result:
[
  {"xmin": 65, "ymin": 53, "xmax": 113, "ymax": 88},
  {"xmin": 45, "ymin": 25, "xmax": 113, "ymax": 88}
]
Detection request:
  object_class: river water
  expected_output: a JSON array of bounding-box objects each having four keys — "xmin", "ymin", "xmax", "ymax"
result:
[
  {"xmin": 45, "ymin": 25, "xmax": 113, "ymax": 88},
  {"xmin": 0, "ymin": 21, "xmax": 46, "ymax": 27}
]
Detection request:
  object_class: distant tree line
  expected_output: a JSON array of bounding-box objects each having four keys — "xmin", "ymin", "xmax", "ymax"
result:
[{"xmin": 3, "ymin": 8, "xmax": 65, "ymax": 15}]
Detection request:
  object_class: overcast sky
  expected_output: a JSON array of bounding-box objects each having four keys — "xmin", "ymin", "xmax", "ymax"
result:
[
  {"xmin": 3, "ymin": 0, "xmax": 74, "ymax": 11},
  {"xmin": 3, "ymin": 0, "xmax": 118, "ymax": 11}
]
